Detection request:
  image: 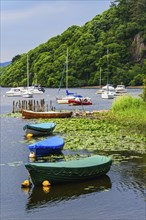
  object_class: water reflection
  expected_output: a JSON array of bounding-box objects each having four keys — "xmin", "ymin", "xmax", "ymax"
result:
[
  {"xmin": 111, "ymin": 161, "xmax": 146, "ymax": 198},
  {"xmin": 25, "ymin": 175, "xmax": 112, "ymax": 210}
]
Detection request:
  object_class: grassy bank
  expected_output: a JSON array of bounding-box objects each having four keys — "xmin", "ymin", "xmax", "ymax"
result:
[{"xmin": 109, "ymin": 95, "xmax": 146, "ymax": 136}]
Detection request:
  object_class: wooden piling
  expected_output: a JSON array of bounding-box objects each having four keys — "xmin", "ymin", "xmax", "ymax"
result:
[{"xmin": 12, "ymin": 99, "xmax": 51, "ymax": 113}]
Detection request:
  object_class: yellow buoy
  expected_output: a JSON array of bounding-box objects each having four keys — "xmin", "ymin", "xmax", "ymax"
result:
[
  {"xmin": 21, "ymin": 179, "xmax": 32, "ymax": 188},
  {"xmin": 29, "ymin": 152, "xmax": 35, "ymax": 158},
  {"xmin": 26, "ymin": 133, "xmax": 33, "ymax": 138},
  {"xmin": 42, "ymin": 180, "xmax": 51, "ymax": 187},
  {"xmin": 43, "ymin": 186, "xmax": 51, "ymax": 193}
]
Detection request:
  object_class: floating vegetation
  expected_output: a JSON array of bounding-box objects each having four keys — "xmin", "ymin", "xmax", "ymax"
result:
[{"xmin": 33, "ymin": 117, "xmax": 146, "ymax": 156}]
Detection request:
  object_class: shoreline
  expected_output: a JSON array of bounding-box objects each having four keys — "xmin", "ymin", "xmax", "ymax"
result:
[{"xmin": 81, "ymin": 85, "xmax": 143, "ymax": 89}]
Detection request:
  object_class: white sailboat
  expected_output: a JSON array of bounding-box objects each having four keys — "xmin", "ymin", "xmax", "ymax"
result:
[
  {"xmin": 96, "ymin": 67, "xmax": 104, "ymax": 94},
  {"xmin": 57, "ymin": 48, "xmax": 83, "ymax": 104},
  {"xmin": 101, "ymin": 49, "xmax": 115, "ymax": 99},
  {"xmin": 22, "ymin": 55, "xmax": 33, "ymax": 98}
]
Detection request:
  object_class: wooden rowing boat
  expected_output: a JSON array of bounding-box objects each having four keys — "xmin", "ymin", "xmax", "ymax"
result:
[
  {"xmin": 22, "ymin": 109, "xmax": 72, "ymax": 119},
  {"xmin": 25, "ymin": 155, "xmax": 112, "ymax": 186}
]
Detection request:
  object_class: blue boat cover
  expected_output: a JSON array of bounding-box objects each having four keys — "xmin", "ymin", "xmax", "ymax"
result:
[
  {"xmin": 23, "ymin": 122, "xmax": 56, "ymax": 131},
  {"xmin": 28, "ymin": 136, "xmax": 64, "ymax": 150},
  {"xmin": 66, "ymin": 90, "xmax": 83, "ymax": 98}
]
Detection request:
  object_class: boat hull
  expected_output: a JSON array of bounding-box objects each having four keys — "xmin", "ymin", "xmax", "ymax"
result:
[
  {"xmin": 25, "ymin": 155, "xmax": 112, "ymax": 185},
  {"xmin": 68, "ymin": 99, "xmax": 92, "ymax": 105},
  {"xmin": 56, "ymin": 99, "xmax": 69, "ymax": 104},
  {"xmin": 101, "ymin": 91, "xmax": 115, "ymax": 99},
  {"xmin": 22, "ymin": 110, "xmax": 72, "ymax": 119},
  {"xmin": 23, "ymin": 122, "xmax": 56, "ymax": 136}
]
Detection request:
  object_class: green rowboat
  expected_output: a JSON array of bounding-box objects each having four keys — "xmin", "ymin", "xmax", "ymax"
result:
[{"xmin": 25, "ymin": 155, "xmax": 112, "ymax": 186}]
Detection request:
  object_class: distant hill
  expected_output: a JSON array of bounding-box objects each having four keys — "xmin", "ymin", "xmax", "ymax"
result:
[
  {"xmin": 0, "ymin": 61, "xmax": 11, "ymax": 67},
  {"xmin": 0, "ymin": 0, "xmax": 146, "ymax": 87}
]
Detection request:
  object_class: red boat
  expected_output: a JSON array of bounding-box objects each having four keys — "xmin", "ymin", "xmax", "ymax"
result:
[{"xmin": 68, "ymin": 97, "xmax": 92, "ymax": 105}]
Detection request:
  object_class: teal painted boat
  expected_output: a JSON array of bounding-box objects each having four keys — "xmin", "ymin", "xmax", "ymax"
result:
[
  {"xmin": 25, "ymin": 155, "xmax": 112, "ymax": 186},
  {"xmin": 23, "ymin": 122, "xmax": 56, "ymax": 136}
]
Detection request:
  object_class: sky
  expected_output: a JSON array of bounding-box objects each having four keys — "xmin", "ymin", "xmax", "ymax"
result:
[{"xmin": 1, "ymin": 0, "xmax": 111, "ymax": 63}]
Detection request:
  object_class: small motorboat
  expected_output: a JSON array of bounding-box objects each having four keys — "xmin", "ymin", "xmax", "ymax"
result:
[
  {"xmin": 6, "ymin": 88, "xmax": 22, "ymax": 97},
  {"xmin": 28, "ymin": 136, "xmax": 64, "ymax": 157},
  {"xmin": 68, "ymin": 97, "xmax": 92, "ymax": 105},
  {"xmin": 25, "ymin": 155, "xmax": 112, "ymax": 186},
  {"xmin": 22, "ymin": 90, "xmax": 33, "ymax": 98},
  {"xmin": 101, "ymin": 90, "xmax": 115, "ymax": 99},
  {"xmin": 57, "ymin": 90, "xmax": 83, "ymax": 104},
  {"xmin": 23, "ymin": 122, "xmax": 56, "ymax": 136},
  {"xmin": 115, "ymin": 85, "xmax": 127, "ymax": 93},
  {"xmin": 102, "ymin": 84, "xmax": 115, "ymax": 92}
]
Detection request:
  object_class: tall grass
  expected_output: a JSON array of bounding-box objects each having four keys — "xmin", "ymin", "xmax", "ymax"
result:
[{"xmin": 110, "ymin": 95, "xmax": 146, "ymax": 135}]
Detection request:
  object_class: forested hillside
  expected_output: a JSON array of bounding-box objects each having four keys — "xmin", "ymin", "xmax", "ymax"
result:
[{"xmin": 1, "ymin": 0, "xmax": 146, "ymax": 88}]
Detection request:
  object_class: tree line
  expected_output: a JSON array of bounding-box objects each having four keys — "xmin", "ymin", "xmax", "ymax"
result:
[{"xmin": 0, "ymin": 0, "xmax": 146, "ymax": 88}]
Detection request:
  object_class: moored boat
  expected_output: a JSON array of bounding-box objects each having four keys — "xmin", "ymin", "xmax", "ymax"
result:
[
  {"xmin": 101, "ymin": 90, "xmax": 115, "ymax": 99},
  {"xmin": 57, "ymin": 90, "xmax": 83, "ymax": 104},
  {"xmin": 28, "ymin": 136, "xmax": 64, "ymax": 157},
  {"xmin": 102, "ymin": 84, "xmax": 115, "ymax": 92},
  {"xmin": 115, "ymin": 85, "xmax": 127, "ymax": 93},
  {"xmin": 68, "ymin": 97, "xmax": 92, "ymax": 105},
  {"xmin": 22, "ymin": 109, "xmax": 72, "ymax": 119},
  {"xmin": 23, "ymin": 122, "xmax": 56, "ymax": 136},
  {"xmin": 25, "ymin": 155, "xmax": 112, "ymax": 185},
  {"xmin": 22, "ymin": 90, "xmax": 33, "ymax": 98},
  {"xmin": 6, "ymin": 88, "xmax": 22, "ymax": 97}
]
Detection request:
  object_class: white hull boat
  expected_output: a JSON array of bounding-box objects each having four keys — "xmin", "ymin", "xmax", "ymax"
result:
[
  {"xmin": 6, "ymin": 88, "xmax": 22, "ymax": 97},
  {"xmin": 115, "ymin": 85, "xmax": 127, "ymax": 93},
  {"xmin": 101, "ymin": 90, "xmax": 115, "ymax": 99},
  {"xmin": 22, "ymin": 90, "xmax": 33, "ymax": 98}
]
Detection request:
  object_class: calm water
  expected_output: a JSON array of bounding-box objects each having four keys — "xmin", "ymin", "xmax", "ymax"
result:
[{"xmin": 0, "ymin": 87, "xmax": 145, "ymax": 220}]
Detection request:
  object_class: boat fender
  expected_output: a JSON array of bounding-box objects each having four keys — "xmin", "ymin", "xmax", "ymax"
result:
[
  {"xmin": 42, "ymin": 180, "xmax": 51, "ymax": 187},
  {"xmin": 21, "ymin": 179, "xmax": 32, "ymax": 188}
]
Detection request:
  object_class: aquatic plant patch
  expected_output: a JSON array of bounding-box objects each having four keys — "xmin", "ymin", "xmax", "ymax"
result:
[{"xmin": 35, "ymin": 118, "xmax": 146, "ymax": 155}]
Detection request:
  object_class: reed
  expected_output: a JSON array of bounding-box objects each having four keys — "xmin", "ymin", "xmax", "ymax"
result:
[{"xmin": 110, "ymin": 95, "xmax": 146, "ymax": 134}]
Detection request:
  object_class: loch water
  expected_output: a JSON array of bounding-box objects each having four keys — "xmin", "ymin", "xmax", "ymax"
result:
[{"xmin": 0, "ymin": 87, "xmax": 145, "ymax": 220}]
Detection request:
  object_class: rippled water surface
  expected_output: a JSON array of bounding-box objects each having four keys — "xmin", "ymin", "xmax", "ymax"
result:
[{"xmin": 0, "ymin": 87, "xmax": 145, "ymax": 220}]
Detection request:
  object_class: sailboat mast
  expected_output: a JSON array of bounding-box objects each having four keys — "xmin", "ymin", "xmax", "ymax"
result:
[
  {"xmin": 107, "ymin": 48, "xmax": 109, "ymax": 85},
  {"xmin": 99, "ymin": 67, "xmax": 102, "ymax": 88},
  {"xmin": 27, "ymin": 55, "xmax": 29, "ymax": 88},
  {"xmin": 66, "ymin": 48, "xmax": 68, "ymax": 90}
]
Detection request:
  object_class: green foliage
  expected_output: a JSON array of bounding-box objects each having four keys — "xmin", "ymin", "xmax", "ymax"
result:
[
  {"xmin": 112, "ymin": 95, "xmax": 145, "ymax": 110},
  {"xmin": 139, "ymin": 77, "xmax": 146, "ymax": 101},
  {"xmin": 0, "ymin": 0, "xmax": 146, "ymax": 87},
  {"xmin": 31, "ymin": 117, "xmax": 146, "ymax": 154},
  {"xmin": 111, "ymin": 94, "xmax": 146, "ymax": 134}
]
